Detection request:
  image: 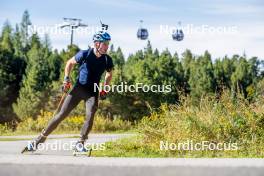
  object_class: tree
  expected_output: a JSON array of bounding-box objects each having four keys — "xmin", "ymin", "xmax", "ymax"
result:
[
  {"xmin": 189, "ymin": 51, "xmax": 215, "ymax": 101},
  {"xmin": 0, "ymin": 20, "xmax": 26, "ymax": 123},
  {"xmin": 0, "ymin": 21, "xmax": 14, "ymax": 53},
  {"xmin": 181, "ymin": 49, "xmax": 194, "ymax": 93},
  {"xmin": 13, "ymin": 24, "xmax": 24, "ymax": 57},
  {"xmin": 122, "ymin": 44, "xmax": 185, "ymax": 118},
  {"xmin": 20, "ymin": 10, "xmax": 32, "ymax": 49},
  {"xmin": 231, "ymin": 56, "xmax": 260, "ymax": 98},
  {"xmin": 0, "ymin": 48, "xmax": 25, "ymax": 123},
  {"xmin": 144, "ymin": 40, "xmax": 153, "ymax": 57},
  {"xmin": 47, "ymin": 49, "xmax": 62, "ymax": 81},
  {"xmin": 13, "ymin": 34, "xmax": 51, "ymax": 120}
]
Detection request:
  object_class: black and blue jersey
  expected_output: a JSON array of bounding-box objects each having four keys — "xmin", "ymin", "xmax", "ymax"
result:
[{"xmin": 74, "ymin": 48, "xmax": 114, "ymax": 92}]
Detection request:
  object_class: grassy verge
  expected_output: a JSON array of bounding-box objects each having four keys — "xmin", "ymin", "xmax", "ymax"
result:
[
  {"xmin": 92, "ymin": 135, "xmax": 264, "ymax": 158},
  {"xmin": 92, "ymin": 92, "xmax": 264, "ymax": 158},
  {"xmin": 0, "ymin": 112, "xmax": 135, "ymax": 136},
  {"xmin": 0, "ymin": 129, "xmax": 137, "ymax": 137}
]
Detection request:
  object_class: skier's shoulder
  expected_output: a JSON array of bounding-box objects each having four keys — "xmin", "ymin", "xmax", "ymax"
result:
[
  {"xmin": 81, "ymin": 47, "xmax": 93, "ymax": 58},
  {"xmin": 75, "ymin": 47, "xmax": 93, "ymax": 63}
]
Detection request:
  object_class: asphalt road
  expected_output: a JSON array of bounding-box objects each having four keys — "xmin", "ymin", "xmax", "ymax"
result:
[
  {"xmin": 0, "ymin": 134, "xmax": 264, "ymax": 176},
  {"xmin": 0, "ymin": 133, "xmax": 131, "ymax": 156}
]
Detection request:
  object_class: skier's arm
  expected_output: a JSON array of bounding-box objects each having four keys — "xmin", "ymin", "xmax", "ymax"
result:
[
  {"xmin": 104, "ymin": 70, "xmax": 113, "ymax": 86},
  {"xmin": 99, "ymin": 70, "xmax": 113, "ymax": 100},
  {"xmin": 65, "ymin": 57, "xmax": 77, "ymax": 78}
]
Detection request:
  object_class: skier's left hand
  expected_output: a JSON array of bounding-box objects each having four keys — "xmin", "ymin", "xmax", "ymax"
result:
[{"xmin": 99, "ymin": 90, "xmax": 107, "ymax": 100}]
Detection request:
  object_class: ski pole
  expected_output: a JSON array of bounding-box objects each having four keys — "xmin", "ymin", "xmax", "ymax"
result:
[{"xmin": 52, "ymin": 85, "xmax": 71, "ymax": 116}]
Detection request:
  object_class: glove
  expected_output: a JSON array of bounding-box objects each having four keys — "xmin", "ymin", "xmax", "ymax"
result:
[
  {"xmin": 99, "ymin": 90, "xmax": 107, "ymax": 100},
  {"xmin": 62, "ymin": 76, "xmax": 72, "ymax": 93}
]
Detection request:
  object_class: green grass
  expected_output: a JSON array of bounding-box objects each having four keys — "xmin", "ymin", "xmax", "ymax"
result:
[
  {"xmin": 91, "ymin": 135, "xmax": 161, "ymax": 158},
  {"xmin": 0, "ymin": 135, "xmax": 84, "ymax": 141},
  {"xmin": 91, "ymin": 135, "xmax": 264, "ymax": 158},
  {"xmin": 92, "ymin": 91, "xmax": 264, "ymax": 158},
  {"xmin": 0, "ymin": 129, "xmax": 137, "ymax": 137},
  {"xmin": 0, "ymin": 112, "xmax": 135, "ymax": 136}
]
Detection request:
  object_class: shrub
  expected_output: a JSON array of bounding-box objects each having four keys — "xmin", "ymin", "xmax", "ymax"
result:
[{"xmin": 15, "ymin": 110, "xmax": 133, "ymax": 134}]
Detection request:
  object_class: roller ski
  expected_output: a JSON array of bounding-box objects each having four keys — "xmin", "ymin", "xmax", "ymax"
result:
[
  {"xmin": 21, "ymin": 141, "xmax": 37, "ymax": 154},
  {"xmin": 73, "ymin": 141, "xmax": 92, "ymax": 157},
  {"xmin": 21, "ymin": 132, "xmax": 47, "ymax": 154}
]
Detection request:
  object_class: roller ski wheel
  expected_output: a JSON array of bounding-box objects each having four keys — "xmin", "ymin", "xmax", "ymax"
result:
[
  {"xmin": 73, "ymin": 143, "xmax": 92, "ymax": 157},
  {"xmin": 73, "ymin": 148, "xmax": 92, "ymax": 157}
]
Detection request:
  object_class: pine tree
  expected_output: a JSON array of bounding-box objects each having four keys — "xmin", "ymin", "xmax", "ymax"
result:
[
  {"xmin": 13, "ymin": 34, "xmax": 51, "ymax": 120},
  {"xmin": 181, "ymin": 49, "xmax": 194, "ymax": 93},
  {"xmin": 189, "ymin": 51, "xmax": 215, "ymax": 101},
  {"xmin": 20, "ymin": 10, "xmax": 32, "ymax": 49},
  {"xmin": 48, "ymin": 49, "xmax": 62, "ymax": 81},
  {"xmin": 0, "ymin": 47, "xmax": 25, "ymax": 122},
  {"xmin": 0, "ymin": 21, "xmax": 14, "ymax": 53},
  {"xmin": 13, "ymin": 24, "xmax": 24, "ymax": 57}
]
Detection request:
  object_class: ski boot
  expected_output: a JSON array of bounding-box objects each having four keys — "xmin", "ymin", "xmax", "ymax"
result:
[
  {"xmin": 73, "ymin": 140, "xmax": 92, "ymax": 157},
  {"xmin": 21, "ymin": 130, "xmax": 47, "ymax": 154}
]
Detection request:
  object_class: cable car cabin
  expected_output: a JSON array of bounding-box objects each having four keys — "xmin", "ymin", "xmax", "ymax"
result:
[
  {"xmin": 137, "ymin": 28, "xmax": 149, "ymax": 40},
  {"xmin": 172, "ymin": 29, "xmax": 184, "ymax": 41}
]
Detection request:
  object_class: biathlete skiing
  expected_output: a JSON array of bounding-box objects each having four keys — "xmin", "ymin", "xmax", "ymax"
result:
[{"xmin": 21, "ymin": 29, "xmax": 114, "ymax": 155}]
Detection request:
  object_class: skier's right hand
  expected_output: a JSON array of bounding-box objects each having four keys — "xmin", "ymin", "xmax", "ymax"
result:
[{"xmin": 62, "ymin": 76, "xmax": 72, "ymax": 93}]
